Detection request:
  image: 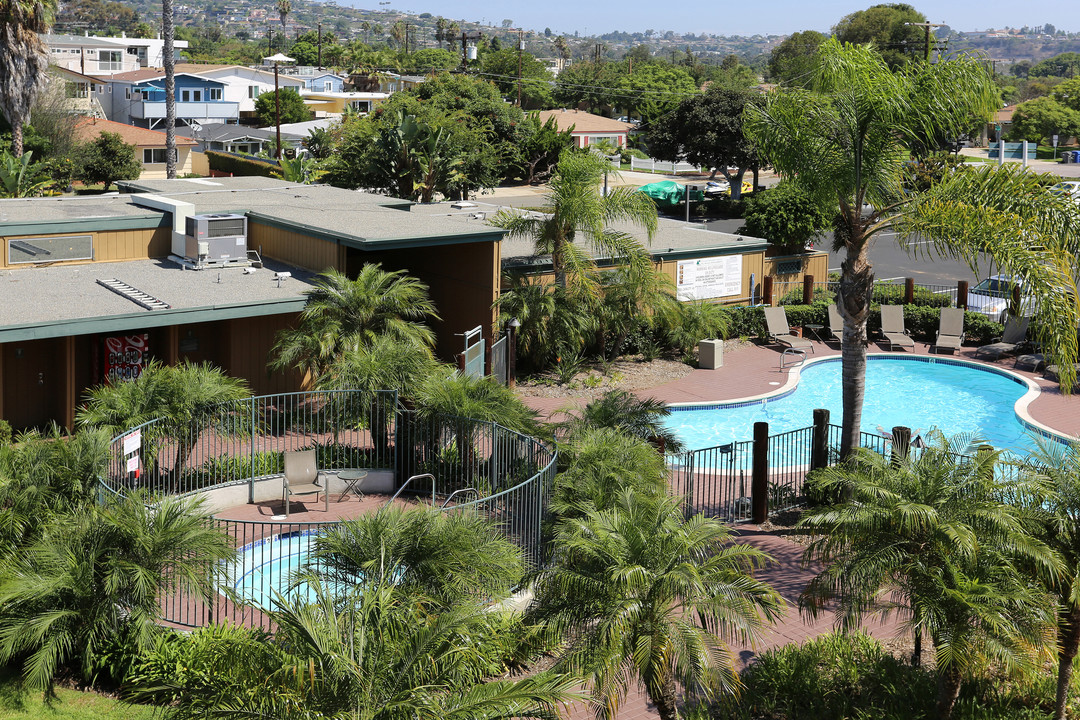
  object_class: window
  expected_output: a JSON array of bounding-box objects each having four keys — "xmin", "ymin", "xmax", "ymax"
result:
[
  {"xmin": 96, "ymin": 49, "xmax": 122, "ymax": 72},
  {"xmin": 8, "ymin": 235, "xmax": 93, "ymax": 264},
  {"xmin": 143, "ymin": 148, "xmax": 168, "ymax": 164},
  {"xmin": 323, "ymin": 81, "xmax": 333, "ymax": 91},
  {"xmin": 248, "ymin": 86, "xmax": 261, "ymax": 98},
  {"xmin": 208, "ymin": 88, "xmax": 222, "ymax": 101},
  {"xmin": 181, "ymin": 90, "xmax": 190, "ymax": 102},
  {"xmin": 125, "ymin": 88, "xmax": 130, "ymax": 99},
  {"xmin": 191, "ymin": 89, "xmax": 202, "ymax": 102}
]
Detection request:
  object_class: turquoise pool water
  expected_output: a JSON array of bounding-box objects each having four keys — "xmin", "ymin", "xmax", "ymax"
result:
[
  {"xmin": 664, "ymin": 356, "xmax": 1037, "ymax": 452},
  {"xmin": 232, "ymin": 531, "xmax": 316, "ymax": 609}
]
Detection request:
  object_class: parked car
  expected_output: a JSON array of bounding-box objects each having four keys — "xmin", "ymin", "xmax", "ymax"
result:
[
  {"xmin": 967, "ymin": 275, "xmax": 1031, "ymax": 321},
  {"xmin": 1050, "ymin": 181, "xmax": 1080, "ymax": 204}
]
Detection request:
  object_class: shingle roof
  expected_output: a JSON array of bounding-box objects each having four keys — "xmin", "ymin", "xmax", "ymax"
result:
[
  {"xmin": 73, "ymin": 117, "xmax": 199, "ymax": 147},
  {"xmin": 534, "ymin": 109, "xmax": 632, "ymax": 134}
]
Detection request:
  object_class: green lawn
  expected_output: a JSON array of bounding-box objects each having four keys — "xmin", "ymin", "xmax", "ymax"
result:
[{"xmin": 0, "ymin": 676, "xmax": 155, "ymax": 720}]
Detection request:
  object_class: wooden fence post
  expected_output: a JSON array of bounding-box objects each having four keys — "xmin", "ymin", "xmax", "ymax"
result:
[
  {"xmin": 803, "ymin": 274, "xmax": 814, "ymax": 305},
  {"xmin": 752, "ymin": 421, "xmax": 769, "ymax": 524},
  {"xmin": 811, "ymin": 408, "xmax": 830, "ymax": 471},
  {"xmin": 957, "ymin": 280, "xmax": 968, "ymax": 310},
  {"xmin": 905, "ymin": 278, "xmax": 915, "ymax": 305},
  {"xmin": 763, "ymin": 276, "xmax": 774, "ymax": 307}
]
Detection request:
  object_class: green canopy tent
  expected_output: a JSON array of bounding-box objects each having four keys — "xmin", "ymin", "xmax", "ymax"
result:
[{"xmin": 637, "ymin": 180, "xmax": 704, "ymax": 210}]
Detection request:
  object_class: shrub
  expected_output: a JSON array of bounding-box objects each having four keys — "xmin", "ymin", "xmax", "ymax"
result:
[
  {"xmin": 0, "ymin": 419, "xmax": 11, "ymax": 447},
  {"xmin": 205, "ymin": 150, "xmax": 283, "ymax": 179},
  {"xmin": 738, "ymin": 181, "xmax": 831, "ymax": 253},
  {"xmin": 871, "ymin": 282, "xmax": 953, "ymax": 307}
]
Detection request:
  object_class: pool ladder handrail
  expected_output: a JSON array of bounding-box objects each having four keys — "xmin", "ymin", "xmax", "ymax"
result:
[
  {"xmin": 383, "ymin": 473, "xmax": 435, "ymax": 511},
  {"xmin": 440, "ymin": 487, "xmax": 479, "ymax": 509}
]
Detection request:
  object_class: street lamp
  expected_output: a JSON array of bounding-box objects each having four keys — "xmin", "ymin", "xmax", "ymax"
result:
[{"xmin": 263, "ymin": 52, "xmax": 295, "ymax": 160}]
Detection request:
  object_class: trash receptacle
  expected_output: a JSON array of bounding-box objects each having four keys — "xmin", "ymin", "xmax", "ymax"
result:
[{"xmin": 698, "ymin": 339, "xmax": 724, "ymax": 369}]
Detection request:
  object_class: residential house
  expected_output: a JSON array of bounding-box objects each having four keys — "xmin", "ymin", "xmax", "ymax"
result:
[
  {"xmin": 534, "ymin": 109, "xmax": 633, "ymax": 149},
  {"xmin": 43, "ymin": 33, "xmax": 189, "ymax": 76},
  {"xmin": 100, "ymin": 70, "xmax": 238, "ymax": 129},
  {"xmin": 287, "ymin": 72, "xmax": 346, "ymax": 93},
  {"xmin": 72, "ymin": 117, "xmax": 207, "ymax": 177},
  {"xmin": 46, "ymin": 66, "xmax": 107, "ymax": 118},
  {"xmin": 174, "ymin": 64, "xmax": 304, "ymax": 122},
  {"xmin": 300, "ymin": 90, "xmax": 389, "ymax": 116},
  {"xmin": 177, "ymin": 123, "xmax": 303, "ymax": 155}
]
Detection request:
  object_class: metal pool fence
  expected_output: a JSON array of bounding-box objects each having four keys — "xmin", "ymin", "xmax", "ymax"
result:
[{"xmin": 103, "ymin": 389, "xmax": 556, "ymax": 630}]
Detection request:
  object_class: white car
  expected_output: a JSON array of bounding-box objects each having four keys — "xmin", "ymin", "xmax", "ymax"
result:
[
  {"xmin": 1050, "ymin": 181, "xmax": 1080, "ymax": 203},
  {"xmin": 967, "ymin": 275, "xmax": 1030, "ymax": 321}
]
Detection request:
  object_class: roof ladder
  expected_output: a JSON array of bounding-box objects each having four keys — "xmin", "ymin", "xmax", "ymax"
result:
[{"xmin": 96, "ymin": 278, "xmax": 171, "ymax": 311}]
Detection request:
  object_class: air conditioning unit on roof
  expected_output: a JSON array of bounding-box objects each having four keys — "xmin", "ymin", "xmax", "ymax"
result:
[{"xmin": 183, "ymin": 213, "xmax": 248, "ymax": 266}]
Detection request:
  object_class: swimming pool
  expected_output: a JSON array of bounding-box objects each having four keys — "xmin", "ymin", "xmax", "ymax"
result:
[
  {"xmin": 664, "ymin": 355, "xmax": 1048, "ymax": 453},
  {"xmin": 231, "ymin": 530, "xmax": 317, "ymax": 609}
]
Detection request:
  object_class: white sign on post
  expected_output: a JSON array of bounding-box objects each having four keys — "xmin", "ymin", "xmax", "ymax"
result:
[
  {"xmin": 126, "ymin": 455, "xmax": 139, "ymax": 473},
  {"xmin": 123, "ymin": 429, "xmax": 141, "ymax": 456},
  {"xmin": 675, "ymin": 256, "xmax": 743, "ymax": 301}
]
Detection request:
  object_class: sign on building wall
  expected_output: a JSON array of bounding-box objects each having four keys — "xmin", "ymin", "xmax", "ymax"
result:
[
  {"xmin": 104, "ymin": 334, "xmax": 149, "ymax": 382},
  {"xmin": 675, "ymin": 256, "xmax": 743, "ymax": 301}
]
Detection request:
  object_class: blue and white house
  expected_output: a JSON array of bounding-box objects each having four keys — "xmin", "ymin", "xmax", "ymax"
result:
[{"xmin": 103, "ymin": 70, "xmax": 239, "ymax": 128}]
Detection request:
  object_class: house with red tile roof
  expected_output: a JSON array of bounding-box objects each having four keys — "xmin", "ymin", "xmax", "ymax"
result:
[
  {"xmin": 73, "ymin": 117, "xmax": 208, "ymax": 178},
  {"xmin": 534, "ymin": 109, "xmax": 634, "ymax": 149}
]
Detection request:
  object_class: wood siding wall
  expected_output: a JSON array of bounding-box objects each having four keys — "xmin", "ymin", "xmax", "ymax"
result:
[
  {"xmin": 247, "ymin": 221, "xmax": 343, "ymax": 274},
  {"xmin": 0, "ymin": 227, "xmax": 171, "ymax": 269}
]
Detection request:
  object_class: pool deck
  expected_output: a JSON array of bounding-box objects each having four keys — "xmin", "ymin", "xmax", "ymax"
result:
[{"xmin": 520, "ymin": 338, "xmax": 1080, "ymax": 441}]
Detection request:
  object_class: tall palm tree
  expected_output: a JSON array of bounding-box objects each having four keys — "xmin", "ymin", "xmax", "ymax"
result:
[
  {"xmin": 495, "ymin": 273, "xmax": 595, "ymax": 372},
  {"xmin": 530, "ymin": 489, "xmax": 783, "ymax": 720},
  {"xmin": 744, "ymin": 39, "xmax": 1080, "ymax": 457},
  {"xmin": 798, "ymin": 434, "xmax": 1061, "ymax": 719},
  {"xmin": 0, "ymin": 493, "xmax": 234, "ymax": 690},
  {"xmin": 270, "ymin": 265, "xmax": 439, "ymax": 382},
  {"xmin": 275, "ymin": 0, "xmax": 290, "ymax": 34},
  {"xmin": 163, "ymin": 0, "xmax": 176, "ymax": 178},
  {"xmin": 596, "ymin": 262, "xmax": 679, "ymax": 361},
  {"xmin": 307, "ymin": 505, "xmax": 525, "ymax": 608},
  {"xmin": 135, "ymin": 579, "xmax": 577, "ymax": 719},
  {"xmin": 1021, "ymin": 436, "xmax": 1080, "ymax": 720},
  {"xmin": 492, "ymin": 150, "xmax": 658, "ymax": 290},
  {"xmin": 0, "ymin": 0, "xmax": 57, "ymax": 156}
]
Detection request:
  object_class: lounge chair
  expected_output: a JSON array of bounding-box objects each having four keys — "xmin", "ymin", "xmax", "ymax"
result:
[
  {"xmin": 763, "ymin": 306, "xmax": 814, "ymax": 353},
  {"xmin": 826, "ymin": 304, "xmax": 844, "ymax": 344},
  {"xmin": 879, "ymin": 305, "xmax": 915, "ymax": 351},
  {"xmin": 932, "ymin": 307, "xmax": 965, "ymax": 354},
  {"xmin": 973, "ymin": 316, "xmax": 1030, "ymax": 360},
  {"xmin": 283, "ymin": 448, "xmax": 328, "ymax": 516}
]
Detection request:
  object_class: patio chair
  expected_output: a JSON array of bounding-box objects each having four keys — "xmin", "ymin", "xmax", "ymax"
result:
[
  {"xmin": 763, "ymin": 306, "xmax": 814, "ymax": 353},
  {"xmin": 932, "ymin": 307, "xmax": 965, "ymax": 354},
  {"xmin": 973, "ymin": 316, "xmax": 1030, "ymax": 360},
  {"xmin": 879, "ymin": 305, "xmax": 915, "ymax": 351},
  {"xmin": 826, "ymin": 304, "xmax": 844, "ymax": 344},
  {"xmin": 283, "ymin": 448, "xmax": 328, "ymax": 516}
]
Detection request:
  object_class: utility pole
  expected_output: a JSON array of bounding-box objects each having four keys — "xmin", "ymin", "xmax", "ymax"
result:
[
  {"xmin": 516, "ymin": 29, "xmax": 523, "ymax": 107},
  {"xmin": 267, "ymin": 27, "xmax": 273, "ymax": 55},
  {"xmin": 317, "ymin": 22, "xmax": 322, "ymax": 69},
  {"xmin": 460, "ymin": 30, "xmax": 481, "ymax": 71},
  {"xmin": 904, "ymin": 21, "xmax": 947, "ymax": 62},
  {"xmin": 404, "ymin": 22, "xmax": 409, "ymax": 54}
]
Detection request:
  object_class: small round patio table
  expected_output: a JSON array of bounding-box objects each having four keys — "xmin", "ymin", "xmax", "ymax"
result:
[{"xmin": 337, "ymin": 469, "xmax": 369, "ymax": 502}]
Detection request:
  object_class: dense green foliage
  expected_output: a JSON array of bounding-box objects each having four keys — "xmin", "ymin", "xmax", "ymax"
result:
[
  {"xmin": 739, "ymin": 181, "xmax": 832, "ymax": 251},
  {"xmin": 831, "ymin": 3, "xmax": 929, "ymax": 68},
  {"xmin": 75, "ymin": 131, "xmax": 140, "ymax": 189},
  {"xmin": 767, "ymin": 30, "xmax": 826, "ymax": 86},
  {"xmin": 253, "ymin": 87, "xmax": 313, "ymax": 126},
  {"xmin": 1007, "ymin": 96, "xmax": 1080, "ymax": 145},
  {"xmin": 204, "ymin": 150, "xmax": 282, "ymax": 178}
]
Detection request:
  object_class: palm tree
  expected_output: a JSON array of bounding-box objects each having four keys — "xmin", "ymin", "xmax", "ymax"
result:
[
  {"xmin": 744, "ymin": 39, "xmax": 1080, "ymax": 457},
  {"xmin": 596, "ymin": 262, "xmax": 679, "ymax": 361},
  {"xmin": 413, "ymin": 368, "xmax": 541, "ymax": 436},
  {"xmin": 77, "ymin": 360, "xmax": 251, "ymax": 486},
  {"xmin": 135, "ymin": 579, "xmax": 577, "ymax": 719},
  {"xmin": 307, "ymin": 505, "xmax": 525, "ymax": 608},
  {"xmin": 270, "ymin": 265, "xmax": 439, "ymax": 382},
  {"xmin": 163, "ymin": 0, "xmax": 176, "ymax": 178},
  {"xmin": 530, "ymin": 489, "xmax": 782, "ymax": 720},
  {"xmin": 0, "ymin": 0, "xmax": 57, "ymax": 156},
  {"xmin": 0, "ymin": 493, "xmax": 234, "ymax": 690},
  {"xmin": 1021, "ymin": 436, "xmax": 1080, "ymax": 720},
  {"xmin": 798, "ymin": 434, "xmax": 1061, "ymax": 718},
  {"xmin": 492, "ymin": 150, "xmax": 658, "ymax": 290},
  {"xmin": 561, "ymin": 390, "xmax": 684, "ymax": 452},
  {"xmin": 495, "ymin": 273, "xmax": 595, "ymax": 372},
  {"xmin": 275, "ymin": 0, "xmax": 290, "ymax": 34},
  {"xmin": 552, "ymin": 426, "xmax": 669, "ymax": 516}
]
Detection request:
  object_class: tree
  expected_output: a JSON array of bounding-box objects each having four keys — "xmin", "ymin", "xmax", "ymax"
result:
[
  {"xmin": 1007, "ymin": 96, "xmax": 1080, "ymax": 144},
  {"xmin": 0, "ymin": 493, "xmax": 234, "ymax": 690},
  {"xmin": 738, "ymin": 180, "xmax": 832, "ymax": 252},
  {"xmin": 0, "ymin": 149, "xmax": 49, "ymax": 197},
  {"xmin": 1031, "ymin": 52, "xmax": 1080, "ymax": 78},
  {"xmin": 744, "ymin": 39, "xmax": 1080, "ymax": 456},
  {"xmin": 1052, "ymin": 77, "xmax": 1080, "ymax": 112},
  {"xmin": 412, "ymin": 369, "xmax": 540, "ymax": 436},
  {"xmin": 494, "ymin": 274, "xmax": 594, "ymax": 372},
  {"xmin": 530, "ymin": 489, "xmax": 782, "ymax": 720},
  {"xmin": 163, "ymin": 0, "xmax": 175, "ymax": 178},
  {"xmin": 479, "ymin": 47, "xmax": 555, "ymax": 109},
  {"xmin": 1021, "ymin": 437, "xmax": 1080, "ymax": 720},
  {"xmin": 253, "ymin": 87, "xmax": 312, "ymax": 126},
  {"xmin": 0, "ymin": 0, "xmax": 57, "ymax": 156},
  {"xmin": 270, "ymin": 265, "xmax": 438, "ymax": 381},
  {"xmin": 552, "ymin": 60, "xmax": 622, "ymax": 114},
  {"xmin": 832, "ymin": 3, "xmax": 928, "ymax": 68},
  {"xmin": 798, "ymin": 436, "xmax": 1061, "ymax": 718},
  {"xmin": 275, "ymin": 0, "xmax": 289, "ymax": 33},
  {"xmin": 76, "ymin": 131, "xmax": 141, "ymax": 189},
  {"xmin": 646, "ymin": 86, "xmax": 764, "ymax": 196},
  {"xmin": 287, "ymin": 39, "xmax": 317, "ymax": 66},
  {"xmin": 515, "ymin": 112, "xmax": 575, "ymax": 184},
  {"xmin": 767, "ymin": 30, "xmax": 826, "ymax": 86},
  {"xmin": 595, "ymin": 262, "xmax": 678, "ymax": 361},
  {"xmin": 614, "ymin": 63, "xmax": 698, "ymax": 125},
  {"xmin": 491, "ymin": 151, "xmax": 657, "ymax": 290}
]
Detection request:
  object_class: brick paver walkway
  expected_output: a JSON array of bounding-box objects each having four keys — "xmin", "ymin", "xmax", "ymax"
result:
[{"xmin": 526, "ymin": 337, "xmax": 1078, "ymax": 719}]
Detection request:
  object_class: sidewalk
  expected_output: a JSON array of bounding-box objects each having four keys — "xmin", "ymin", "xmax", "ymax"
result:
[{"xmin": 958, "ymin": 146, "xmax": 1080, "ymax": 178}]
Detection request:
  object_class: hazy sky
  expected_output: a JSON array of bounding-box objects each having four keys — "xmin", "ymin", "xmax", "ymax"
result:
[{"xmin": 370, "ymin": 0, "xmax": 1080, "ymax": 37}]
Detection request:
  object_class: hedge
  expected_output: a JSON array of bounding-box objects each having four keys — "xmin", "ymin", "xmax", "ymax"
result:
[
  {"xmin": 205, "ymin": 150, "xmax": 282, "ymax": 179},
  {"xmin": 779, "ymin": 283, "xmax": 953, "ymax": 308}
]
